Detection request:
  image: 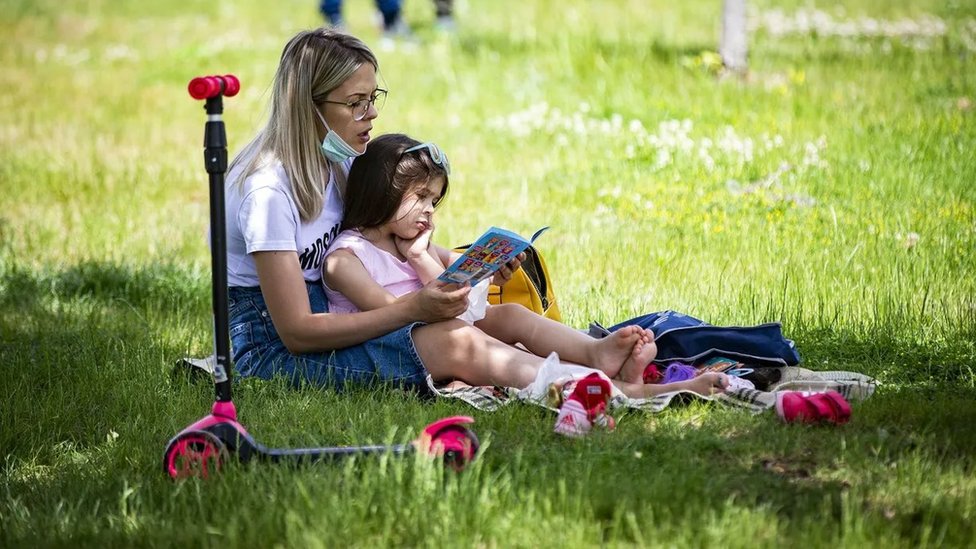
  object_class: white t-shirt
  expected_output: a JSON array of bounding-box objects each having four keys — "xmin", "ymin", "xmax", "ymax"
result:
[{"xmin": 224, "ymin": 157, "xmax": 350, "ymax": 287}]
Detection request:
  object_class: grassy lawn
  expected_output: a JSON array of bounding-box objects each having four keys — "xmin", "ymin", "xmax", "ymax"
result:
[{"xmin": 2, "ymin": 0, "xmax": 975, "ymax": 546}]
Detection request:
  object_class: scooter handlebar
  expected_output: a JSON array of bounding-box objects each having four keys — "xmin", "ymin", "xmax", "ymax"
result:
[{"xmin": 188, "ymin": 74, "xmax": 240, "ymax": 100}]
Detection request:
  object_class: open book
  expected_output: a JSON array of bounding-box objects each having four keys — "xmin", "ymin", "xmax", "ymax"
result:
[{"xmin": 438, "ymin": 226, "xmax": 549, "ymax": 286}]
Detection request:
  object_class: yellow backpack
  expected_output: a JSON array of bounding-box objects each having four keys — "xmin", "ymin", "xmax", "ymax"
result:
[{"xmin": 455, "ymin": 244, "xmax": 562, "ymax": 322}]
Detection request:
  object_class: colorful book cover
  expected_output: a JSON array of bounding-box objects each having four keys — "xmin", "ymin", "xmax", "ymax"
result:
[{"xmin": 438, "ymin": 226, "xmax": 549, "ymax": 286}]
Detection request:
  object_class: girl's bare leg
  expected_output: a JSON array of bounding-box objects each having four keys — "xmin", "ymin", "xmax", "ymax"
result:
[
  {"xmin": 474, "ymin": 304, "xmax": 655, "ymax": 378},
  {"xmin": 613, "ymin": 372, "xmax": 729, "ymax": 399},
  {"xmin": 412, "ymin": 319, "xmax": 546, "ymax": 388}
]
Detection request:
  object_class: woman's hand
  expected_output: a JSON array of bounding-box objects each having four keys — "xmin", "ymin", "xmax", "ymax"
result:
[
  {"xmin": 395, "ymin": 223, "xmax": 434, "ymax": 261},
  {"xmin": 410, "ymin": 279, "xmax": 471, "ymax": 322},
  {"xmin": 490, "ymin": 252, "xmax": 526, "ymax": 286}
]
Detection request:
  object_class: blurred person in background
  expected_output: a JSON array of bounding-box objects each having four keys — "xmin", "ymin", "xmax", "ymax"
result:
[{"xmin": 319, "ymin": 0, "xmax": 411, "ymax": 41}]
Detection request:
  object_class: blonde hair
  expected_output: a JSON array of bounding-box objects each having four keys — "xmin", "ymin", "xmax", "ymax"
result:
[{"xmin": 229, "ymin": 28, "xmax": 378, "ymax": 222}]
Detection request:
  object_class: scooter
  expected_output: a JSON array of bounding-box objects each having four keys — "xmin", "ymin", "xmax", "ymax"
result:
[{"xmin": 163, "ymin": 75, "xmax": 479, "ymax": 480}]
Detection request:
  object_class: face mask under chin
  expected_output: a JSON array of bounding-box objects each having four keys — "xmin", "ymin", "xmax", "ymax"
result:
[{"xmin": 315, "ymin": 108, "xmax": 363, "ymax": 163}]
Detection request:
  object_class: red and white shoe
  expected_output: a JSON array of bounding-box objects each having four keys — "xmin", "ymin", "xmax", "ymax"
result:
[
  {"xmin": 554, "ymin": 399, "xmax": 591, "ymax": 437},
  {"xmin": 554, "ymin": 373, "xmax": 616, "ymax": 437}
]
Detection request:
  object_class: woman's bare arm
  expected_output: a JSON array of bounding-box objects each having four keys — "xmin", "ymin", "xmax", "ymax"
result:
[{"xmin": 254, "ymin": 250, "xmax": 469, "ymax": 354}]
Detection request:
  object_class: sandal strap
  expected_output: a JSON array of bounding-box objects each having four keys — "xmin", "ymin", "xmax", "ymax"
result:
[{"xmin": 808, "ymin": 391, "xmax": 852, "ymax": 424}]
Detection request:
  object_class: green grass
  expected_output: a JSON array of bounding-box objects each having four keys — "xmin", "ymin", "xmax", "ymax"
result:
[{"xmin": 2, "ymin": 0, "xmax": 975, "ymax": 546}]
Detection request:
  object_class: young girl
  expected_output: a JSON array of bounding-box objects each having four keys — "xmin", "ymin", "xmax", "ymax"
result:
[{"xmin": 322, "ymin": 134, "xmax": 727, "ymax": 397}]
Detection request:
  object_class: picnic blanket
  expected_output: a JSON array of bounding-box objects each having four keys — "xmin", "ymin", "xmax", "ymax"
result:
[
  {"xmin": 180, "ymin": 309, "xmax": 876, "ymax": 416},
  {"xmin": 426, "ymin": 352, "xmax": 877, "ymax": 415}
]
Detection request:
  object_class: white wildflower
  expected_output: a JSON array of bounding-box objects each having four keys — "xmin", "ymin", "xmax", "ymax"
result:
[
  {"xmin": 610, "ymin": 113, "xmax": 623, "ymax": 130},
  {"xmin": 903, "ymin": 232, "xmax": 920, "ymax": 249},
  {"xmin": 103, "ymin": 44, "xmax": 138, "ymax": 62},
  {"xmin": 655, "ymin": 148, "xmax": 672, "ymax": 168}
]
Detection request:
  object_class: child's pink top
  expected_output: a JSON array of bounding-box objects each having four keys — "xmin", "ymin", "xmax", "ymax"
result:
[{"xmin": 322, "ymin": 229, "xmax": 423, "ymax": 314}]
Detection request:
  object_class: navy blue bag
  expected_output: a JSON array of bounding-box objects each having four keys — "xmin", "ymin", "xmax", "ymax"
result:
[{"xmin": 595, "ymin": 310, "xmax": 801, "ymax": 367}]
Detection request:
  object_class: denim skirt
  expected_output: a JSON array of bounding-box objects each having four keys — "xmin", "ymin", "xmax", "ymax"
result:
[{"xmin": 227, "ymin": 282, "xmax": 429, "ymax": 392}]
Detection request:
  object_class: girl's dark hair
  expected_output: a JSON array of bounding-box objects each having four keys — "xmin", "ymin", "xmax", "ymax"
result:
[{"xmin": 342, "ymin": 133, "xmax": 451, "ymax": 232}]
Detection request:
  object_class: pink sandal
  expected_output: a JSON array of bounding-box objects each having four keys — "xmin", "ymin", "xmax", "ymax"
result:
[
  {"xmin": 775, "ymin": 390, "xmax": 851, "ymax": 425},
  {"xmin": 808, "ymin": 391, "xmax": 851, "ymax": 424}
]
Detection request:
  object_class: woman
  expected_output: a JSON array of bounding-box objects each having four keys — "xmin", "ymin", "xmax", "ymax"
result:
[
  {"xmin": 224, "ymin": 28, "xmax": 727, "ymax": 397},
  {"xmin": 224, "ymin": 29, "xmax": 537, "ymax": 391}
]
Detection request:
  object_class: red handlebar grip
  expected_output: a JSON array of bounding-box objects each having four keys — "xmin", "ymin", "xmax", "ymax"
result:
[
  {"xmin": 188, "ymin": 74, "xmax": 240, "ymax": 100},
  {"xmin": 188, "ymin": 76, "xmax": 218, "ymax": 99},
  {"xmin": 221, "ymin": 75, "xmax": 240, "ymax": 97}
]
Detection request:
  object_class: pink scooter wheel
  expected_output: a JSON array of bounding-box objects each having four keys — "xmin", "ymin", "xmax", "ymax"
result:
[
  {"xmin": 426, "ymin": 424, "xmax": 480, "ymax": 471},
  {"xmin": 163, "ymin": 429, "xmax": 228, "ymax": 479}
]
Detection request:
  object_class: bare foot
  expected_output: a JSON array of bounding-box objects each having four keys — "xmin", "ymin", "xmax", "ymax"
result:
[
  {"xmin": 589, "ymin": 325, "xmax": 642, "ymax": 378},
  {"xmin": 621, "ymin": 371, "xmax": 727, "ymax": 400},
  {"xmin": 618, "ymin": 329, "xmax": 658, "ymax": 384}
]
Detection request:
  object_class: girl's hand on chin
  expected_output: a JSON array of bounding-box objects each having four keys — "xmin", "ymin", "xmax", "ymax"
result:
[
  {"xmin": 413, "ymin": 280, "xmax": 471, "ymax": 322},
  {"xmin": 395, "ymin": 224, "xmax": 434, "ymax": 261}
]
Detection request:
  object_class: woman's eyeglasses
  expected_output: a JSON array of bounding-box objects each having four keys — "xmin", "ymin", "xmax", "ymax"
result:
[
  {"xmin": 403, "ymin": 142, "xmax": 451, "ymax": 175},
  {"xmin": 321, "ymin": 88, "xmax": 387, "ymax": 121}
]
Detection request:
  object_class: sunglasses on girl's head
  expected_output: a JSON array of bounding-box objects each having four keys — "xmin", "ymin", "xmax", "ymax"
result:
[{"xmin": 403, "ymin": 142, "xmax": 451, "ymax": 175}]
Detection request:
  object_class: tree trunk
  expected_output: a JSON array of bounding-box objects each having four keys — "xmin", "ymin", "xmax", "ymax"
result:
[{"xmin": 720, "ymin": 0, "xmax": 748, "ymax": 72}]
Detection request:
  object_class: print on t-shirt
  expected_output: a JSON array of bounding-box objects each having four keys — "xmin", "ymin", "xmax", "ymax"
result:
[{"xmin": 299, "ymin": 222, "xmax": 340, "ymax": 270}]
